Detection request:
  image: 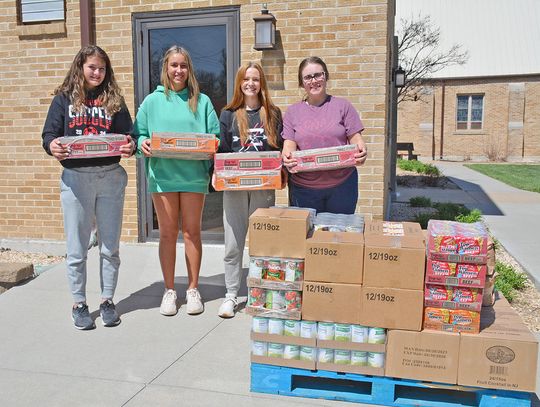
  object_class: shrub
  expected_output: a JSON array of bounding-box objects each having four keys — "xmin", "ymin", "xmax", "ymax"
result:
[
  {"xmin": 413, "ymin": 213, "xmax": 432, "ymax": 229},
  {"xmin": 409, "ymin": 196, "xmax": 432, "ymax": 207},
  {"xmin": 495, "ymin": 261, "xmax": 527, "ymax": 302},
  {"xmin": 432, "ymin": 202, "xmax": 469, "ymax": 220},
  {"xmin": 423, "ymin": 163, "xmax": 441, "ymax": 177},
  {"xmin": 455, "ymin": 209, "xmax": 483, "ymax": 223}
]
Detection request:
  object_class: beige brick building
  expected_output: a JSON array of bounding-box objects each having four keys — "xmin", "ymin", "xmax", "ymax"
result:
[
  {"xmin": 0, "ymin": 0, "xmax": 396, "ymax": 243},
  {"xmin": 396, "ymin": 0, "xmax": 540, "ymax": 163},
  {"xmin": 398, "ymin": 77, "xmax": 540, "ymax": 161}
]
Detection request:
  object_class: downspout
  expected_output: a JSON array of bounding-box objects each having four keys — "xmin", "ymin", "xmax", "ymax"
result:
[
  {"xmin": 431, "ymin": 83, "xmax": 436, "ymax": 160},
  {"xmin": 439, "ymin": 81, "xmax": 446, "ymax": 159},
  {"xmin": 80, "ymin": 0, "xmax": 95, "ymax": 47}
]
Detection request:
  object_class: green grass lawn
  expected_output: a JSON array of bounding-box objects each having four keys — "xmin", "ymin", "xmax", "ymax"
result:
[{"xmin": 464, "ymin": 164, "xmax": 540, "ymax": 193}]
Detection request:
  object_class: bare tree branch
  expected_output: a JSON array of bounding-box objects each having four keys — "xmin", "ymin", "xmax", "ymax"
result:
[{"xmin": 397, "ymin": 14, "xmax": 469, "ymax": 104}]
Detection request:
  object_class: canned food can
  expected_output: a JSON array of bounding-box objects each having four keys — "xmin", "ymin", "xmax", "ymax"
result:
[
  {"xmin": 251, "ymin": 341, "xmax": 268, "ymax": 356},
  {"xmin": 317, "ymin": 348, "xmax": 335, "ymax": 363},
  {"xmin": 268, "ymin": 318, "xmax": 284, "ymax": 335},
  {"xmin": 248, "ymin": 287, "xmax": 266, "ymax": 307},
  {"xmin": 252, "ymin": 317, "xmax": 268, "ymax": 333},
  {"xmin": 351, "ymin": 325, "xmax": 369, "ymax": 343},
  {"xmin": 268, "ymin": 343, "xmax": 285, "ymax": 358},
  {"xmin": 284, "ymin": 259, "xmax": 304, "ymax": 282},
  {"xmin": 265, "ymin": 258, "xmax": 284, "ymax": 281},
  {"xmin": 300, "ymin": 346, "xmax": 316, "ymax": 361},
  {"xmin": 368, "ymin": 327, "xmax": 386, "ymax": 344},
  {"xmin": 285, "ymin": 291, "xmax": 302, "ymax": 311},
  {"xmin": 317, "ymin": 322, "xmax": 335, "ymax": 340},
  {"xmin": 351, "ymin": 351, "xmax": 368, "ymax": 366},
  {"xmin": 283, "ymin": 344, "xmax": 300, "ymax": 360},
  {"xmin": 284, "ymin": 320, "xmax": 301, "ymax": 337},
  {"xmin": 248, "ymin": 257, "xmax": 265, "ymax": 278},
  {"xmin": 334, "ymin": 350, "xmax": 351, "ymax": 365},
  {"xmin": 368, "ymin": 352, "xmax": 385, "ymax": 368},
  {"xmin": 266, "ymin": 290, "xmax": 286, "ymax": 310},
  {"xmin": 300, "ymin": 321, "xmax": 317, "ymax": 338},
  {"xmin": 334, "ymin": 323, "xmax": 352, "ymax": 342}
]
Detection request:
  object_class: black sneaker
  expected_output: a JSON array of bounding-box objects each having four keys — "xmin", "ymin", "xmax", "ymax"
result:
[
  {"xmin": 72, "ymin": 303, "xmax": 96, "ymax": 330},
  {"xmin": 100, "ymin": 299, "xmax": 121, "ymax": 327}
]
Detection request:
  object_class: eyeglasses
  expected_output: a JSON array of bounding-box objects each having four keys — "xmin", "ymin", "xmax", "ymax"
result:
[{"xmin": 302, "ymin": 71, "xmax": 325, "ymax": 83}]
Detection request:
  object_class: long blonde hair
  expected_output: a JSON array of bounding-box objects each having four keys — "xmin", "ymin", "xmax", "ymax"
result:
[
  {"xmin": 160, "ymin": 45, "xmax": 200, "ymax": 114},
  {"xmin": 223, "ymin": 62, "xmax": 280, "ymax": 148},
  {"xmin": 55, "ymin": 45, "xmax": 125, "ymax": 115}
]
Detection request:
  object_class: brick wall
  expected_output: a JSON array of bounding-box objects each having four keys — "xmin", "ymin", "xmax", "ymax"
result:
[
  {"xmin": 0, "ymin": 0, "xmax": 392, "ymax": 242},
  {"xmin": 398, "ymin": 77, "xmax": 540, "ymax": 161}
]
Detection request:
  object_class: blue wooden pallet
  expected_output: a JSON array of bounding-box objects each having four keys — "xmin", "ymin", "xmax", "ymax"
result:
[{"xmin": 251, "ymin": 363, "xmax": 532, "ymax": 407}]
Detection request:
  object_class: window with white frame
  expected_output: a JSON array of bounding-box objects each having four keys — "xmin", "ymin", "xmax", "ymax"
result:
[
  {"xmin": 456, "ymin": 95, "xmax": 484, "ymax": 130},
  {"xmin": 19, "ymin": 0, "xmax": 65, "ymax": 23}
]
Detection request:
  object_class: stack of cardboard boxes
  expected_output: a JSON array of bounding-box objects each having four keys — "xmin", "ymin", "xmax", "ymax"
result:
[
  {"xmin": 423, "ymin": 220, "xmax": 488, "ymax": 334},
  {"xmin": 214, "ymin": 151, "xmax": 283, "ymax": 191},
  {"xmin": 246, "ymin": 211, "xmax": 538, "ymax": 393}
]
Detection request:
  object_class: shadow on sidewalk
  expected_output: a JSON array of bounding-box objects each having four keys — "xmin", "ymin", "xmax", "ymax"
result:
[
  {"xmin": 91, "ymin": 268, "xmax": 250, "ymax": 318},
  {"xmin": 446, "ymin": 177, "xmax": 504, "ymax": 216}
]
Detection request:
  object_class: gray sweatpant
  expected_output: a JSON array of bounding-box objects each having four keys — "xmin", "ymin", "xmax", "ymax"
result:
[{"xmin": 223, "ymin": 189, "xmax": 275, "ymax": 296}]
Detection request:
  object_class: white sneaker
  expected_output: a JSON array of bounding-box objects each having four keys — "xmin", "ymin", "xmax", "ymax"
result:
[
  {"xmin": 218, "ymin": 294, "xmax": 238, "ymax": 318},
  {"xmin": 160, "ymin": 289, "xmax": 178, "ymax": 316},
  {"xmin": 186, "ymin": 288, "xmax": 204, "ymax": 315}
]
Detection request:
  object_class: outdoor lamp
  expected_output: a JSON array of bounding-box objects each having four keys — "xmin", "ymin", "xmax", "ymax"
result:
[
  {"xmin": 394, "ymin": 66, "xmax": 406, "ymax": 88},
  {"xmin": 253, "ymin": 4, "xmax": 276, "ymax": 50}
]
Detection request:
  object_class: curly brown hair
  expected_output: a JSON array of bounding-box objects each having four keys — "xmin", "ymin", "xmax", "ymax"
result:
[{"xmin": 55, "ymin": 45, "xmax": 125, "ymax": 115}]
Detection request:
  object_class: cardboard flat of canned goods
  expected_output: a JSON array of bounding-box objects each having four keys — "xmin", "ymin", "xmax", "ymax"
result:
[
  {"xmin": 151, "ymin": 132, "xmax": 218, "ymax": 159},
  {"xmin": 58, "ymin": 134, "xmax": 128, "ymax": 159},
  {"xmin": 214, "ymin": 170, "xmax": 283, "ymax": 191},
  {"xmin": 290, "ymin": 144, "xmax": 358, "ymax": 173},
  {"xmin": 317, "ymin": 361, "xmax": 385, "ymax": 377},
  {"xmin": 214, "ymin": 151, "xmax": 282, "ymax": 171},
  {"xmin": 363, "ymin": 221, "xmax": 426, "ymax": 290}
]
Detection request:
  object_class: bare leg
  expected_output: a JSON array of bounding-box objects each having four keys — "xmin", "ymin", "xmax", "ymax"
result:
[
  {"xmin": 179, "ymin": 192, "xmax": 205, "ymax": 289},
  {"xmin": 152, "ymin": 192, "xmax": 181, "ymax": 290}
]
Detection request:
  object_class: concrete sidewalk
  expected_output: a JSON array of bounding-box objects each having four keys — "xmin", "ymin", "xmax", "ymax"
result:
[
  {"xmin": 396, "ymin": 161, "xmax": 540, "ymax": 289},
  {"xmin": 0, "ymin": 242, "xmax": 365, "ymax": 407}
]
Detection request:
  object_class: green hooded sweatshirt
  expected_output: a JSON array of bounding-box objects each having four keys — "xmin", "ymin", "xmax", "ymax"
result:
[{"xmin": 133, "ymin": 86, "xmax": 220, "ymax": 193}]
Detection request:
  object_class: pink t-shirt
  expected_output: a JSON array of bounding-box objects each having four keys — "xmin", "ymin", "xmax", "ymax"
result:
[{"xmin": 282, "ymin": 95, "xmax": 364, "ymax": 189}]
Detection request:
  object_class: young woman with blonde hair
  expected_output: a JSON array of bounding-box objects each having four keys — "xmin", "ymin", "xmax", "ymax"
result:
[
  {"xmin": 215, "ymin": 62, "xmax": 283, "ymax": 318},
  {"xmin": 134, "ymin": 46, "xmax": 220, "ymax": 316}
]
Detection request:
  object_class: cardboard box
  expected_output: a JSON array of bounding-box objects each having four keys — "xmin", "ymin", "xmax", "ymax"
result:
[
  {"xmin": 427, "ymin": 220, "xmax": 488, "ymax": 256},
  {"xmin": 425, "ymin": 259, "xmax": 487, "ymax": 288},
  {"xmin": 247, "ymin": 277, "xmax": 303, "ymax": 291},
  {"xmin": 214, "ymin": 170, "xmax": 282, "ymax": 191},
  {"xmin": 214, "ymin": 151, "xmax": 282, "ymax": 171},
  {"xmin": 302, "ymin": 282, "xmax": 362, "ymax": 324},
  {"xmin": 424, "ymin": 285, "xmax": 483, "ymax": 312},
  {"xmin": 251, "ymin": 332, "xmax": 316, "ymax": 370},
  {"xmin": 458, "ymin": 297, "xmax": 538, "ymax": 392},
  {"xmin": 363, "ymin": 221, "xmax": 426, "ymax": 290},
  {"xmin": 290, "ymin": 144, "xmax": 358, "ymax": 173},
  {"xmin": 58, "ymin": 134, "xmax": 128, "ymax": 158},
  {"xmin": 385, "ymin": 330, "xmax": 460, "ymax": 384},
  {"xmin": 248, "ymin": 208, "xmax": 310, "ymax": 258},
  {"xmin": 151, "ymin": 132, "xmax": 218, "ymax": 159},
  {"xmin": 304, "ymin": 231, "xmax": 364, "ymax": 284},
  {"xmin": 361, "ymin": 287, "xmax": 424, "ymax": 331},
  {"xmin": 316, "ymin": 338, "xmax": 386, "ymax": 376},
  {"xmin": 423, "ymin": 307, "xmax": 480, "ymax": 334},
  {"xmin": 317, "ymin": 361, "xmax": 385, "ymax": 377}
]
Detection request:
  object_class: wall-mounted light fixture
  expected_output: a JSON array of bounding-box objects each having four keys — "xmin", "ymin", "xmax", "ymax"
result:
[
  {"xmin": 253, "ymin": 4, "xmax": 276, "ymax": 50},
  {"xmin": 394, "ymin": 66, "xmax": 406, "ymax": 88}
]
